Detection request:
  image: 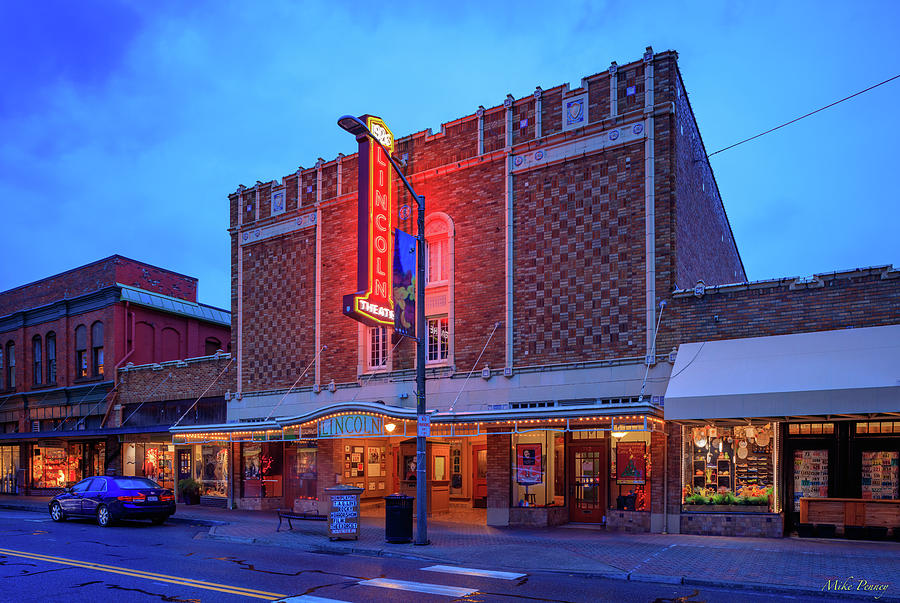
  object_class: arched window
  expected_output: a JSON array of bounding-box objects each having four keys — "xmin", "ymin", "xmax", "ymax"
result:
[
  {"xmin": 75, "ymin": 325, "xmax": 88, "ymax": 378},
  {"xmin": 91, "ymin": 322, "xmax": 104, "ymax": 377},
  {"xmin": 5, "ymin": 342, "xmax": 14, "ymax": 389},
  {"xmin": 205, "ymin": 337, "xmax": 222, "ymax": 356},
  {"xmin": 32, "ymin": 336, "xmax": 42, "ymax": 386},
  {"xmin": 424, "ymin": 213, "xmax": 454, "ymax": 366},
  {"xmin": 46, "ymin": 332, "xmax": 56, "ymax": 383}
]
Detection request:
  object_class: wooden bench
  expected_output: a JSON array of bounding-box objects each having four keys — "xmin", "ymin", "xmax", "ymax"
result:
[{"xmin": 276, "ymin": 508, "xmax": 326, "ymax": 531}]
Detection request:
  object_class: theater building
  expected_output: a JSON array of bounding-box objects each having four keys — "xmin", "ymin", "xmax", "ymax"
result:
[
  {"xmin": 172, "ymin": 46, "xmax": 752, "ymax": 532},
  {"xmin": 0, "ymin": 256, "xmax": 230, "ymax": 495}
]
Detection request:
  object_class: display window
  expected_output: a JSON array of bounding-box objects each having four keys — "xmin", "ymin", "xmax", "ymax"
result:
[
  {"xmin": 0, "ymin": 446, "xmax": 20, "ymax": 494},
  {"xmin": 32, "ymin": 443, "xmax": 83, "ymax": 488},
  {"xmin": 123, "ymin": 442, "xmax": 174, "ymax": 490},
  {"xmin": 241, "ymin": 442, "xmax": 283, "ymax": 498},
  {"xmin": 341, "ymin": 440, "xmax": 387, "ymax": 497},
  {"xmin": 610, "ymin": 432, "xmax": 650, "ymax": 511},
  {"xmin": 511, "ymin": 431, "xmax": 564, "ymax": 507},
  {"xmin": 860, "ymin": 451, "xmax": 898, "ymax": 500},
  {"xmin": 197, "ymin": 444, "xmax": 229, "ymax": 497},
  {"xmin": 682, "ymin": 423, "xmax": 775, "ymax": 511}
]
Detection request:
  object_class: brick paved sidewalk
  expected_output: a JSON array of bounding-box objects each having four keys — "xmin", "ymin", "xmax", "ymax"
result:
[{"xmin": 2, "ymin": 495, "xmax": 898, "ymax": 601}]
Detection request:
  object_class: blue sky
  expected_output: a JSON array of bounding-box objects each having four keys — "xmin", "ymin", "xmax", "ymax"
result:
[{"xmin": 1, "ymin": 1, "xmax": 898, "ymax": 309}]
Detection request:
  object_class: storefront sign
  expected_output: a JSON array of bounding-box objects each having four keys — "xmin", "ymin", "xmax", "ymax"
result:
[
  {"xmin": 515, "ymin": 443, "xmax": 543, "ymax": 485},
  {"xmin": 318, "ymin": 414, "xmax": 384, "ymax": 438},
  {"xmin": 329, "ymin": 494, "xmax": 359, "ymax": 537},
  {"xmin": 343, "ymin": 115, "xmax": 397, "ymax": 328},
  {"xmin": 616, "ymin": 442, "xmax": 646, "ymax": 485}
]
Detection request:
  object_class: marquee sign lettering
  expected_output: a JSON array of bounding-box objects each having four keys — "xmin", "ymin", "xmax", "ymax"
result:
[
  {"xmin": 318, "ymin": 414, "xmax": 385, "ymax": 438},
  {"xmin": 343, "ymin": 115, "xmax": 396, "ymax": 328}
]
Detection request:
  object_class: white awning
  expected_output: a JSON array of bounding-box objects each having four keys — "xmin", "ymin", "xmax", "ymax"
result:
[{"xmin": 664, "ymin": 324, "xmax": 900, "ymax": 420}]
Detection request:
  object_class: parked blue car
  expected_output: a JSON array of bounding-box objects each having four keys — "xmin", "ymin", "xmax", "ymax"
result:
[{"xmin": 49, "ymin": 475, "xmax": 176, "ymax": 527}]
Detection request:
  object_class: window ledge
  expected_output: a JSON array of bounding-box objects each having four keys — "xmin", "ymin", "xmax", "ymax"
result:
[{"xmin": 73, "ymin": 376, "xmax": 104, "ymax": 384}]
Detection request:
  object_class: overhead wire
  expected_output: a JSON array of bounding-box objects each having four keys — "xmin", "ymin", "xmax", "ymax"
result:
[{"xmin": 708, "ymin": 72, "xmax": 900, "ymax": 158}]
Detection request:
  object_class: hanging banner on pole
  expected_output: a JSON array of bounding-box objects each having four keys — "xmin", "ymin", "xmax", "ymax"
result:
[
  {"xmin": 343, "ymin": 115, "xmax": 396, "ymax": 328},
  {"xmin": 392, "ymin": 228, "xmax": 416, "ymax": 339}
]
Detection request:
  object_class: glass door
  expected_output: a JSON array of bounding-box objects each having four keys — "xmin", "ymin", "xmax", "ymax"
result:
[{"xmin": 569, "ymin": 445, "xmax": 606, "ymax": 523}]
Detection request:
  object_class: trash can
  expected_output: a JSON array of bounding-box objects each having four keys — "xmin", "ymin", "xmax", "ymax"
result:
[{"xmin": 384, "ymin": 493, "xmax": 414, "ymax": 543}]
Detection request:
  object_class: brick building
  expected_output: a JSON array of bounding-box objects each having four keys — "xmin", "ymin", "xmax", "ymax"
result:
[
  {"xmin": 664, "ymin": 266, "xmax": 900, "ymax": 537},
  {"xmin": 175, "ymin": 47, "xmax": 750, "ymax": 528},
  {"xmin": 0, "ymin": 256, "xmax": 230, "ymax": 495}
]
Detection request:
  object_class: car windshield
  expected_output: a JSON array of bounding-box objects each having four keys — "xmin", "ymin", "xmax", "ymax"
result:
[{"xmin": 113, "ymin": 477, "xmax": 161, "ymax": 490}]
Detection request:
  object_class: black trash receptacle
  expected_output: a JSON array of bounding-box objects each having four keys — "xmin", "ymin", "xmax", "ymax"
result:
[{"xmin": 384, "ymin": 494, "xmax": 414, "ymax": 544}]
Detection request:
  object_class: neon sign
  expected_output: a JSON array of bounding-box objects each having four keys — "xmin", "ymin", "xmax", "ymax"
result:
[{"xmin": 343, "ymin": 115, "xmax": 396, "ymax": 328}]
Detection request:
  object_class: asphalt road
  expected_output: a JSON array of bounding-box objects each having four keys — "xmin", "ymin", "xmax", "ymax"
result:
[{"xmin": 0, "ymin": 510, "xmax": 833, "ymax": 602}]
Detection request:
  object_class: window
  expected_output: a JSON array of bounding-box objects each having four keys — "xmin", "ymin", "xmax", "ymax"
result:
[
  {"xmin": 91, "ymin": 322, "xmax": 104, "ymax": 376},
  {"xmin": 0, "ymin": 345, "xmax": 4, "ymax": 390},
  {"xmin": 5, "ymin": 343, "xmax": 14, "ymax": 389},
  {"xmin": 427, "ymin": 317, "xmax": 449, "ymax": 364},
  {"xmin": 426, "ymin": 237, "xmax": 449, "ymax": 284},
  {"xmin": 32, "ymin": 336, "xmax": 42, "ymax": 386},
  {"xmin": 46, "ymin": 332, "xmax": 56, "ymax": 383},
  {"xmin": 205, "ymin": 337, "xmax": 222, "ymax": 356},
  {"xmin": 75, "ymin": 325, "xmax": 87, "ymax": 378},
  {"xmin": 367, "ymin": 326, "xmax": 388, "ymax": 370}
]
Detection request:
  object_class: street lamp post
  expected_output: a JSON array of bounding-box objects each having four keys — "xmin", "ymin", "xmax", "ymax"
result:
[{"xmin": 338, "ymin": 115, "xmax": 429, "ymax": 545}]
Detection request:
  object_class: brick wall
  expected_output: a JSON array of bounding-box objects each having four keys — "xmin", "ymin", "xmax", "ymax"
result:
[
  {"xmin": 673, "ymin": 68, "xmax": 745, "ymax": 289},
  {"xmin": 680, "ymin": 512, "xmax": 783, "ymax": 538},
  {"xmin": 228, "ymin": 49, "xmax": 751, "ymax": 392},
  {"xmin": 0, "ymin": 256, "xmax": 197, "ymax": 316},
  {"xmin": 486, "ymin": 431, "xmax": 511, "ymax": 510},
  {"xmin": 659, "ymin": 266, "xmax": 900, "ymax": 352},
  {"xmin": 117, "ymin": 354, "xmax": 233, "ymax": 406}
]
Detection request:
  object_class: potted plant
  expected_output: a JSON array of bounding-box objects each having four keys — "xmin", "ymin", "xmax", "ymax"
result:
[{"xmin": 178, "ymin": 478, "xmax": 202, "ymax": 505}]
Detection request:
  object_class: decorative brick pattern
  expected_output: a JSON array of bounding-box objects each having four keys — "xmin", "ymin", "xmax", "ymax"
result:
[{"xmin": 680, "ymin": 512, "xmax": 784, "ymax": 538}]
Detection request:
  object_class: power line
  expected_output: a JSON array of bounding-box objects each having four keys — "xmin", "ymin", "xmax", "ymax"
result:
[{"xmin": 708, "ymin": 72, "xmax": 900, "ymax": 158}]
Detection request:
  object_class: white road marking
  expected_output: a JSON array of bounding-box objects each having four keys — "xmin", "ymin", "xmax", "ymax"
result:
[
  {"xmin": 422, "ymin": 564, "xmax": 526, "ymax": 580},
  {"xmin": 359, "ymin": 577, "xmax": 477, "ymax": 597},
  {"xmin": 275, "ymin": 596, "xmax": 349, "ymax": 603}
]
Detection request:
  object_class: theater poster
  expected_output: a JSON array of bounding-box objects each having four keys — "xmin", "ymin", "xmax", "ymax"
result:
[
  {"xmin": 616, "ymin": 442, "xmax": 646, "ymax": 485},
  {"xmin": 515, "ymin": 443, "xmax": 543, "ymax": 485}
]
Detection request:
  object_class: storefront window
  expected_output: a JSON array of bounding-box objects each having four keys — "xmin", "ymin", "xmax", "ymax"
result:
[
  {"xmin": 241, "ymin": 442, "xmax": 283, "ymax": 498},
  {"xmin": 32, "ymin": 444, "xmax": 83, "ymax": 488},
  {"xmin": 197, "ymin": 444, "xmax": 228, "ymax": 497},
  {"xmin": 286, "ymin": 445, "xmax": 317, "ymax": 502},
  {"xmin": 861, "ymin": 451, "xmax": 899, "ymax": 500},
  {"xmin": 610, "ymin": 432, "xmax": 650, "ymax": 511},
  {"xmin": 683, "ymin": 423, "xmax": 774, "ymax": 511},
  {"xmin": 511, "ymin": 431, "xmax": 564, "ymax": 507},
  {"xmin": 1, "ymin": 446, "xmax": 20, "ymax": 494},
  {"xmin": 123, "ymin": 442, "xmax": 174, "ymax": 490}
]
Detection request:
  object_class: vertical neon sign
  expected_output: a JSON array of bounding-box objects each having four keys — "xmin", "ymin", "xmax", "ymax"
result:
[{"xmin": 343, "ymin": 115, "xmax": 396, "ymax": 327}]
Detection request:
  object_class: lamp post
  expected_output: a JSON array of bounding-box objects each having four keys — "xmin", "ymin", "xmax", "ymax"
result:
[{"xmin": 338, "ymin": 115, "xmax": 429, "ymax": 545}]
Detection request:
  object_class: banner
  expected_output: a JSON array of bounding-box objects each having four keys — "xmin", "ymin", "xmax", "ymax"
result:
[
  {"xmin": 515, "ymin": 443, "xmax": 543, "ymax": 485},
  {"xmin": 616, "ymin": 442, "xmax": 646, "ymax": 485},
  {"xmin": 392, "ymin": 228, "xmax": 416, "ymax": 338}
]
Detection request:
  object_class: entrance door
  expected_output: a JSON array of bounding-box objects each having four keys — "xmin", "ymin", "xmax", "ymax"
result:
[
  {"xmin": 569, "ymin": 445, "xmax": 607, "ymax": 523},
  {"xmin": 177, "ymin": 450, "xmax": 191, "ymax": 501},
  {"xmin": 472, "ymin": 445, "xmax": 487, "ymax": 508}
]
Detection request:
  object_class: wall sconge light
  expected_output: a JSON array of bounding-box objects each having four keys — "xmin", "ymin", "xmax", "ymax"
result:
[
  {"xmin": 612, "ymin": 431, "xmax": 627, "ymax": 439},
  {"xmin": 328, "ymin": 379, "xmax": 336, "ymax": 393},
  {"xmin": 385, "ymin": 422, "xmax": 397, "ymax": 433}
]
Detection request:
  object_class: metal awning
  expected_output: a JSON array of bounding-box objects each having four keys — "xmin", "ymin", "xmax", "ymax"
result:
[{"xmin": 664, "ymin": 324, "xmax": 900, "ymax": 421}]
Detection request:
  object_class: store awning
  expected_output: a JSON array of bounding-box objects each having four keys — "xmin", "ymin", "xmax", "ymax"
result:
[{"xmin": 664, "ymin": 324, "xmax": 900, "ymax": 421}]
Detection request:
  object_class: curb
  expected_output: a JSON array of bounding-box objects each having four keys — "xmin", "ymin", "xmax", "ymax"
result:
[{"xmin": 682, "ymin": 577, "xmax": 900, "ymax": 602}]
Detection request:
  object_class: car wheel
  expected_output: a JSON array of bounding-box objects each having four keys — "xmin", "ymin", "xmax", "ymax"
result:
[
  {"xmin": 50, "ymin": 502, "xmax": 66, "ymax": 522},
  {"xmin": 151, "ymin": 516, "xmax": 166, "ymax": 525},
  {"xmin": 96, "ymin": 505, "xmax": 112, "ymax": 527}
]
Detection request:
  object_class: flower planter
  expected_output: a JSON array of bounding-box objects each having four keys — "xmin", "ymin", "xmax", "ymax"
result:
[{"xmin": 683, "ymin": 504, "xmax": 769, "ymax": 513}]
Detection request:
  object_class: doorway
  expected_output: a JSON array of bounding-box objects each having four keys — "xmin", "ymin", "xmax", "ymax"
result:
[
  {"xmin": 472, "ymin": 445, "xmax": 487, "ymax": 508},
  {"xmin": 569, "ymin": 444, "xmax": 607, "ymax": 523}
]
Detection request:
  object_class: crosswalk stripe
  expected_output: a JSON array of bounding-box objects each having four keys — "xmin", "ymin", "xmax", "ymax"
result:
[
  {"xmin": 359, "ymin": 578, "xmax": 477, "ymax": 597},
  {"xmin": 422, "ymin": 564, "xmax": 526, "ymax": 580},
  {"xmin": 275, "ymin": 596, "xmax": 349, "ymax": 603}
]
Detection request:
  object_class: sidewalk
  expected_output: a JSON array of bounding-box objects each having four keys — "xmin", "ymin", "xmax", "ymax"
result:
[{"xmin": 2, "ymin": 495, "xmax": 898, "ymax": 601}]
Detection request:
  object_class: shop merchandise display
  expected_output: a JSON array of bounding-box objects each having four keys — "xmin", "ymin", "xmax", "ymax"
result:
[{"xmin": 686, "ymin": 424, "xmax": 773, "ymax": 507}]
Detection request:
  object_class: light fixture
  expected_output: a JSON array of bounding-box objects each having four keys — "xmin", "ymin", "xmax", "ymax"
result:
[
  {"xmin": 385, "ymin": 422, "xmax": 396, "ymax": 433},
  {"xmin": 612, "ymin": 431, "xmax": 627, "ymax": 439}
]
